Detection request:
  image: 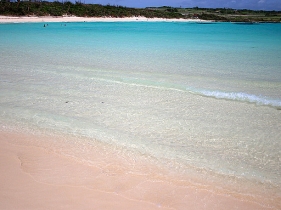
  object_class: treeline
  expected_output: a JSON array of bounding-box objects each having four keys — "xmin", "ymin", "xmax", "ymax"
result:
[
  {"xmin": 188, "ymin": 7, "xmax": 281, "ymax": 15},
  {"xmin": 0, "ymin": 1, "xmax": 184, "ymax": 18}
]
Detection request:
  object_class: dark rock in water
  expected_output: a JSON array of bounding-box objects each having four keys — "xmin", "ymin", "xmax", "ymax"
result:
[{"xmin": 233, "ymin": 22, "xmax": 258, "ymax": 25}]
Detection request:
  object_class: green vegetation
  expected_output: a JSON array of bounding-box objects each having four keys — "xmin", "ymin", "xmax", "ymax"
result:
[
  {"xmin": 153, "ymin": 6, "xmax": 281, "ymax": 22},
  {"xmin": 203, "ymin": 10, "xmax": 280, "ymax": 22},
  {"xmin": 0, "ymin": 1, "xmax": 280, "ymax": 22},
  {"xmin": 0, "ymin": 1, "xmax": 183, "ymax": 18}
]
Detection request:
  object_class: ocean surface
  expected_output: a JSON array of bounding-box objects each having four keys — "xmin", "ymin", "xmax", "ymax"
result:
[{"xmin": 1, "ymin": 21, "xmax": 281, "ymax": 208}]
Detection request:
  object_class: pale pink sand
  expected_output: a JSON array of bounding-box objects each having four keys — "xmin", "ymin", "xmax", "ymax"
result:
[
  {"xmin": 0, "ymin": 131, "xmax": 173, "ymax": 210},
  {"xmin": 0, "ymin": 129, "xmax": 277, "ymax": 210}
]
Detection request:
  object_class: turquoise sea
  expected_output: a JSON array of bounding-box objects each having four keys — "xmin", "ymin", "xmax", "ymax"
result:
[{"xmin": 1, "ymin": 21, "xmax": 281, "ymax": 208}]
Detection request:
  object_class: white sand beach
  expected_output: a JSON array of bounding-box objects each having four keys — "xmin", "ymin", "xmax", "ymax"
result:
[{"xmin": 0, "ymin": 15, "xmax": 205, "ymax": 23}]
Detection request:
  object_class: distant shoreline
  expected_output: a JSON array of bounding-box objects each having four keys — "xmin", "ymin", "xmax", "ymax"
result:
[
  {"xmin": 1, "ymin": 2, "xmax": 280, "ymax": 23},
  {"xmin": 0, "ymin": 15, "xmax": 207, "ymax": 23}
]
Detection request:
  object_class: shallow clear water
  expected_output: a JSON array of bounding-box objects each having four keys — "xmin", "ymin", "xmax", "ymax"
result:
[{"xmin": 1, "ymin": 22, "xmax": 281, "ymax": 207}]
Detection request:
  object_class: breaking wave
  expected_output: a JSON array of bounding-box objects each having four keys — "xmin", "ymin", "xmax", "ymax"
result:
[{"xmin": 195, "ymin": 89, "xmax": 281, "ymax": 108}]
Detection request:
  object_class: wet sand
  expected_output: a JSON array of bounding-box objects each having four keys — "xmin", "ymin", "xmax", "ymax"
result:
[{"xmin": 0, "ymin": 128, "xmax": 274, "ymax": 210}]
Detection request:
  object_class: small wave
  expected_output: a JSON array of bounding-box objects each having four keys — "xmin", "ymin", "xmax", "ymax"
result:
[
  {"xmin": 195, "ymin": 89, "xmax": 281, "ymax": 108},
  {"xmin": 86, "ymin": 72, "xmax": 281, "ymax": 109}
]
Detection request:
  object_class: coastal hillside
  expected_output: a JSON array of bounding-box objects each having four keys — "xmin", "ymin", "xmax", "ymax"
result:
[{"xmin": 0, "ymin": 1, "xmax": 281, "ymax": 22}]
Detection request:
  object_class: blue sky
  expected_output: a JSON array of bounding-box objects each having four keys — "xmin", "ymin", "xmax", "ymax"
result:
[{"xmin": 83, "ymin": 0, "xmax": 281, "ymax": 11}]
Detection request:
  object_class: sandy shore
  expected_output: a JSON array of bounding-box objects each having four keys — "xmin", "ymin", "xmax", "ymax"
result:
[
  {"xmin": 0, "ymin": 129, "xmax": 173, "ymax": 210},
  {"xmin": 0, "ymin": 127, "xmax": 274, "ymax": 210},
  {"xmin": 0, "ymin": 15, "xmax": 206, "ymax": 23}
]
